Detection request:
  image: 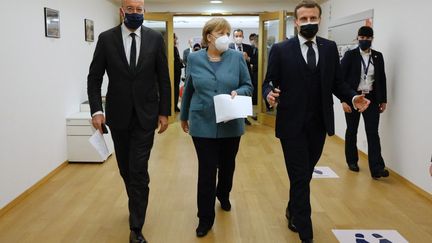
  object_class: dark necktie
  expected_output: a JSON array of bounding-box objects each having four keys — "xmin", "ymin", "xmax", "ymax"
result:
[
  {"xmin": 130, "ymin": 33, "xmax": 136, "ymax": 71},
  {"xmin": 305, "ymin": 41, "xmax": 316, "ymax": 70},
  {"xmin": 238, "ymin": 45, "xmax": 242, "ymax": 52}
]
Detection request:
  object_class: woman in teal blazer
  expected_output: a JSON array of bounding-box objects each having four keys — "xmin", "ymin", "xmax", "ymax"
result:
[{"xmin": 180, "ymin": 17, "xmax": 253, "ymax": 238}]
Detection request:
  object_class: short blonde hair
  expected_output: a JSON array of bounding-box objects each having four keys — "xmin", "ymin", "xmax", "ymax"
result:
[{"xmin": 202, "ymin": 18, "xmax": 231, "ymax": 46}]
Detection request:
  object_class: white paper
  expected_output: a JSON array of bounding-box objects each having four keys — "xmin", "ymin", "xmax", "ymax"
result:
[
  {"xmin": 213, "ymin": 94, "xmax": 253, "ymax": 123},
  {"xmin": 313, "ymin": 166, "xmax": 340, "ymax": 178},
  {"xmin": 88, "ymin": 131, "xmax": 110, "ymax": 160}
]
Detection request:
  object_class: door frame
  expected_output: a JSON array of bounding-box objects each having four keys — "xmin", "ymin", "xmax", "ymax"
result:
[{"xmin": 257, "ymin": 10, "xmax": 286, "ymax": 127}]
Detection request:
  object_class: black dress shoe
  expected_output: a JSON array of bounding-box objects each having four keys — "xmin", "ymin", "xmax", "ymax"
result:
[
  {"xmin": 372, "ymin": 169, "xmax": 390, "ymax": 179},
  {"xmin": 348, "ymin": 163, "xmax": 360, "ymax": 172},
  {"xmin": 130, "ymin": 230, "xmax": 147, "ymax": 243},
  {"xmin": 196, "ymin": 223, "xmax": 211, "ymax": 237},
  {"xmin": 245, "ymin": 118, "xmax": 251, "ymax": 125},
  {"xmin": 217, "ymin": 197, "xmax": 231, "ymax": 211},
  {"xmin": 301, "ymin": 239, "xmax": 313, "ymax": 243},
  {"xmin": 285, "ymin": 212, "xmax": 298, "ymax": 233}
]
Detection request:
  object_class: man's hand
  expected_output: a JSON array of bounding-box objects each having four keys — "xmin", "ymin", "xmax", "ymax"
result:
[
  {"xmin": 429, "ymin": 164, "xmax": 432, "ymax": 177},
  {"xmin": 158, "ymin": 115, "xmax": 168, "ymax": 134},
  {"xmin": 181, "ymin": 120, "xmax": 189, "ymax": 133},
  {"xmin": 379, "ymin": 103, "xmax": 387, "ymax": 113},
  {"xmin": 342, "ymin": 102, "xmax": 352, "ymax": 113},
  {"xmin": 92, "ymin": 114, "xmax": 106, "ymax": 134},
  {"xmin": 242, "ymin": 52, "xmax": 249, "ymax": 61},
  {"xmin": 266, "ymin": 88, "xmax": 280, "ymax": 107},
  {"xmin": 353, "ymin": 94, "xmax": 371, "ymax": 113}
]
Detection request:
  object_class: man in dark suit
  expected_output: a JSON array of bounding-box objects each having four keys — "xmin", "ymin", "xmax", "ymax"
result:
[
  {"xmin": 340, "ymin": 26, "xmax": 389, "ymax": 179},
  {"xmin": 183, "ymin": 38, "xmax": 193, "ymax": 67},
  {"xmin": 263, "ymin": 1, "xmax": 370, "ymax": 242},
  {"xmin": 229, "ymin": 29, "xmax": 254, "ymax": 125},
  {"xmin": 174, "ymin": 33, "xmax": 184, "ymax": 112},
  {"xmin": 249, "ymin": 33, "xmax": 259, "ymax": 110},
  {"xmin": 87, "ymin": 0, "xmax": 171, "ymax": 242}
]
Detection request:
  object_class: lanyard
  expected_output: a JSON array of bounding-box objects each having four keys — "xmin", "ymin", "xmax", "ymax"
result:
[{"xmin": 361, "ymin": 55, "xmax": 373, "ymax": 81}]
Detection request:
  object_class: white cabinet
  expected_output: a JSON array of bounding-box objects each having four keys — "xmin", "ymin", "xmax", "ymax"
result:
[{"xmin": 66, "ymin": 111, "xmax": 114, "ymax": 163}]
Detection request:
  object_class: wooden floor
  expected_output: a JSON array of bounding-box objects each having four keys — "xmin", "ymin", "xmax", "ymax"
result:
[{"xmin": 0, "ymin": 123, "xmax": 431, "ymax": 243}]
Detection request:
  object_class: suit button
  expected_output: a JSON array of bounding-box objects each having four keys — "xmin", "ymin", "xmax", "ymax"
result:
[{"xmin": 214, "ymin": 90, "xmax": 217, "ymax": 93}]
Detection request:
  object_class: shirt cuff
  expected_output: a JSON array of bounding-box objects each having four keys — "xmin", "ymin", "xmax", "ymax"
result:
[
  {"xmin": 352, "ymin": 95, "xmax": 360, "ymax": 110},
  {"xmin": 92, "ymin": 111, "xmax": 104, "ymax": 117}
]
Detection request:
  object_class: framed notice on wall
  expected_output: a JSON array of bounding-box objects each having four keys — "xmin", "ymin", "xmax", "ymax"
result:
[
  {"xmin": 84, "ymin": 19, "xmax": 94, "ymax": 42},
  {"xmin": 44, "ymin": 7, "xmax": 60, "ymax": 38}
]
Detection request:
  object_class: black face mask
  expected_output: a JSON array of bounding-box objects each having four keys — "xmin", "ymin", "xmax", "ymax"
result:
[
  {"xmin": 358, "ymin": 40, "xmax": 372, "ymax": 51},
  {"xmin": 124, "ymin": 13, "xmax": 144, "ymax": 30},
  {"xmin": 299, "ymin": 23, "xmax": 319, "ymax": 39}
]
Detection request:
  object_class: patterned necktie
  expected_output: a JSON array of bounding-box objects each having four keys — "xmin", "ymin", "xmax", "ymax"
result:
[
  {"xmin": 305, "ymin": 40, "xmax": 316, "ymax": 70},
  {"xmin": 130, "ymin": 33, "xmax": 136, "ymax": 71}
]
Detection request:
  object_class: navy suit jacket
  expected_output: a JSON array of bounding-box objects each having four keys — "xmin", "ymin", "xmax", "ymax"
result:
[
  {"xmin": 340, "ymin": 47, "xmax": 387, "ymax": 104},
  {"xmin": 263, "ymin": 36, "xmax": 357, "ymax": 138},
  {"xmin": 87, "ymin": 25, "xmax": 171, "ymax": 130}
]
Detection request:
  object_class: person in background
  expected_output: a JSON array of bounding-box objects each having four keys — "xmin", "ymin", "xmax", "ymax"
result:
[
  {"xmin": 87, "ymin": 0, "xmax": 171, "ymax": 242},
  {"xmin": 193, "ymin": 43, "xmax": 202, "ymax": 52},
  {"xmin": 174, "ymin": 33, "xmax": 184, "ymax": 112},
  {"xmin": 183, "ymin": 38, "xmax": 193, "ymax": 67},
  {"xmin": 263, "ymin": 1, "xmax": 370, "ymax": 242},
  {"xmin": 180, "ymin": 17, "xmax": 253, "ymax": 238},
  {"xmin": 249, "ymin": 33, "xmax": 259, "ymax": 117},
  {"xmin": 229, "ymin": 29, "xmax": 254, "ymax": 125},
  {"xmin": 340, "ymin": 26, "xmax": 389, "ymax": 179}
]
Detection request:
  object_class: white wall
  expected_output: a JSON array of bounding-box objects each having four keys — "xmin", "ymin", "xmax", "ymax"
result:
[
  {"xmin": 0, "ymin": 0, "xmax": 118, "ymax": 208},
  {"xmin": 320, "ymin": 0, "xmax": 432, "ymax": 194}
]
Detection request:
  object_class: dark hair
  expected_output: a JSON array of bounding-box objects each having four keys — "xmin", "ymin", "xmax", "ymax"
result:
[
  {"xmin": 249, "ymin": 33, "xmax": 257, "ymax": 40},
  {"xmin": 358, "ymin": 26, "xmax": 374, "ymax": 37},
  {"xmin": 294, "ymin": 0, "xmax": 322, "ymax": 19},
  {"xmin": 233, "ymin": 29, "xmax": 244, "ymax": 35}
]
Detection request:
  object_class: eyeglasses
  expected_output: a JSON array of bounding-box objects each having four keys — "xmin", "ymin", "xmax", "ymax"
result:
[{"xmin": 123, "ymin": 6, "xmax": 144, "ymax": 14}]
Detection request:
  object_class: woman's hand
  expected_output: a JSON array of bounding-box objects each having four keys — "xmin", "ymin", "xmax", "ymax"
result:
[
  {"xmin": 181, "ymin": 120, "xmax": 189, "ymax": 133},
  {"xmin": 231, "ymin": 90, "xmax": 238, "ymax": 99}
]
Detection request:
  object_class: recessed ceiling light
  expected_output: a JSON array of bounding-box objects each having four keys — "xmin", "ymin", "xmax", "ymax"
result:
[{"xmin": 210, "ymin": 0, "xmax": 223, "ymax": 3}]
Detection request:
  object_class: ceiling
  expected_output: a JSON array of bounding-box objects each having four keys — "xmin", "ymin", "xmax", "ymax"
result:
[{"xmin": 110, "ymin": 0, "xmax": 326, "ymax": 13}]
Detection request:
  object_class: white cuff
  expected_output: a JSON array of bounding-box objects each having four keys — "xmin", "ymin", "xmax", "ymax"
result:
[{"xmin": 92, "ymin": 111, "xmax": 103, "ymax": 117}]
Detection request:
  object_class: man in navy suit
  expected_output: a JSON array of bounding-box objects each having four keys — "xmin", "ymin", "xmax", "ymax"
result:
[
  {"xmin": 87, "ymin": 0, "xmax": 171, "ymax": 242},
  {"xmin": 340, "ymin": 26, "xmax": 389, "ymax": 179},
  {"xmin": 263, "ymin": 1, "xmax": 370, "ymax": 242},
  {"xmin": 229, "ymin": 29, "xmax": 254, "ymax": 124}
]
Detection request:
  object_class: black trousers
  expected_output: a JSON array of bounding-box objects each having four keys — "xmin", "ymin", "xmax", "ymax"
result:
[
  {"xmin": 344, "ymin": 94, "xmax": 385, "ymax": 174},
  {"xmin": 191, "ymin": 136, "xmax": 241, "ymax": 226},
  {"xmin": 280, "ymin": 116, "xmax": 326, "ymax": 240},
  {"xmin": 110, "ymin": 112, "xmax": 155, "ymax": 232}
]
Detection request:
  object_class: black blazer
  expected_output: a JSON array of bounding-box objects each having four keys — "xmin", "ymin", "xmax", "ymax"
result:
[
  {"xmin": 263, "ymin": 36, "xmax": 357, "ymax": 138},
  {"xmin": 341, "ymin": 47, "xmax": 387, "ymax": 104},
  {"xmin": 229, "ymin": 43, "xmax": 254, "ymax": 73},
  {"xmin": 87, "ymin": 25, "xmax": 171, "ymax": 130}
]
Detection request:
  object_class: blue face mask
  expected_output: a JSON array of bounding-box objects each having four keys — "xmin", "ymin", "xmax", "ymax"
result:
[
  {"xmin": 359, "ymin": 40, "xmax": 372, "ymax": 51},
  {"xmin": 124, "ymin": 13, "xmax": 144, "ymax": 30}
]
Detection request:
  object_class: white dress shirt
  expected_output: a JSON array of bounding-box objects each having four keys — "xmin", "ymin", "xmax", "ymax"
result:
[
  {"xmin": 121, "ymin": 23, "xmax": 141, "ymax": 66},
  {"xmin": 357, "ymin": 48, "xmax": 375, "ymax": 92},
  {"xmin": 298, "ymin": 34, "xmax": 319, "ymax": 65}
]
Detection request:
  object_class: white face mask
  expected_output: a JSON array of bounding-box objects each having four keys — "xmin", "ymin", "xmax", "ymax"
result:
[
  {"xmin": 214, "ymin": 35, "xmax": 230, "ymax": 52},
  {"xmin": 234, "ymin": 37, "xmax": 243, "ymax": 45}
]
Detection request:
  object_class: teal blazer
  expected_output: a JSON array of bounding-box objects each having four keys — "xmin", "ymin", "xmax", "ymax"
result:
[{"xmin": 180, "ymin": 49, "xmax": 253, "ymax": 138}]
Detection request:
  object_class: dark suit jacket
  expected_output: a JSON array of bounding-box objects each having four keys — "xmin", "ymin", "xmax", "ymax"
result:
[
  {"xmin": 87, "ymin": 25, "xmax": 171, "ymax": 130},
  {"xmin": 263, "ymin": 36, "xmax": 357, "ymax": 138},
  {"xmin": 229, "ymin": 43, "xmax": 254, "ymax": 74},
  {"xmin": 183, "ymin": 48, "xmax": 191, "ymax": 66},
  {"xmin": 340, "ymin": 47, "xmax": 387, "ymax": 104}
]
